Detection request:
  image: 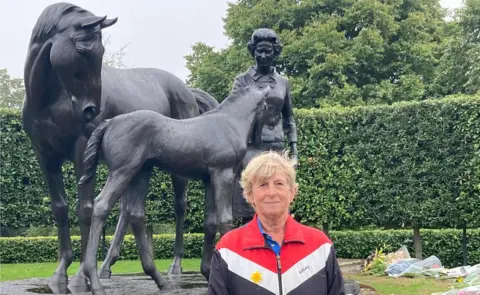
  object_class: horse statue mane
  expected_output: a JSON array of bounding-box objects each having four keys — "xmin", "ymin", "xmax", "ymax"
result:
[{"xmin": 29, "ymin": 3, "xmax": 88, "ymax": 46}]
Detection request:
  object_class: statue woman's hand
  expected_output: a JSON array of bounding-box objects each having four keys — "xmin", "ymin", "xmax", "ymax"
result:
[{"xmin": 290, "ymin": 142, "xmax": 298, "ymax": 168}]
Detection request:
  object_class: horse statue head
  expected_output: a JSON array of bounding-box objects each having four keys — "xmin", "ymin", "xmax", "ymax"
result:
[{"xmin": 25, "ymin": 3, "xmax": 117, "ymax": 122}]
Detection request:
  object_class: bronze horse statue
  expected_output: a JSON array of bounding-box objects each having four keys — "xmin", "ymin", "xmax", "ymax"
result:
[
  {"xmin": 21, "ymin": 2, "xmax": 218, "ymax": 287},
  {"xmin": 78, "ymin": 85, "xmax": 270, "ymax": 294}
]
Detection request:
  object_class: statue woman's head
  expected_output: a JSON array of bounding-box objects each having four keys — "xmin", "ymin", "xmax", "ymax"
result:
[{"xmin": 247, "ymin": 28, "xmax": 283, "ymax": 68}]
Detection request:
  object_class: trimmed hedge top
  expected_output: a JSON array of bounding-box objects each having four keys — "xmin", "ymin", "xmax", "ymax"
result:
[{"xmin": 1, "ymin": 229, "xmax": 478, "ymax": 268}]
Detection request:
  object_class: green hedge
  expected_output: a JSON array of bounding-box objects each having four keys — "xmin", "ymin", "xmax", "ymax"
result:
[
  {"xmin": 291, "ymin": 94, "xmax": 480, "ymax": 230},
  {"xmin": 1, "ymin": 229, "xmax": 479, "ymax": 268},
  {"xmin": 1, "ymin": 94, "xmax": 480, "ymax": 232}
]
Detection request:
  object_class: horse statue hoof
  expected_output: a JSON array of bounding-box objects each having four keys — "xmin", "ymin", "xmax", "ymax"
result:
[
  {"xmin": 167, "ymin": 264, "xmax": 182, "ymax": 275},
  {"xmin": 98, "ymin": 268, "xmax": 112, "ymax": 279},
  {"xmin": 48, "ymin": 272, "xmax": 68, "ymax": 286}
]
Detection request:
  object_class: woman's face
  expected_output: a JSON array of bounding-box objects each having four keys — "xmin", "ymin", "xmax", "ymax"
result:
[
  {"xmin": 254, "ymin": 41, "xmax": 275, "ymax": 68},
  {"xmin": 247, "ymin": 171, "xmax": 296, "ymax": 220}
]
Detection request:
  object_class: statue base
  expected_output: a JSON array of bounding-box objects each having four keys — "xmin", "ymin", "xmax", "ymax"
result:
[
  {"xmin": 0, "ymin": 275, "xmax": 364, "ymax": 295},
  {"xmin": 1, "ymin": 260, "xmax": 365, "ymax": 295},
  {"xmin": 0, "ymin": 272, "xmax": 207, "ymax": 295}
]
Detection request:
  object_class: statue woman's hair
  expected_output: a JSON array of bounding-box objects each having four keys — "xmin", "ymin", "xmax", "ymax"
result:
[{"xmin": 247, "ymin": 28, "xmax": 283, "ymax": 58}]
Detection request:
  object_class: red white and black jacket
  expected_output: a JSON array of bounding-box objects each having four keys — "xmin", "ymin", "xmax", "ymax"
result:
[{"xmin": 208, "ymin": 214, "xmax": 345, "ymax": 295}]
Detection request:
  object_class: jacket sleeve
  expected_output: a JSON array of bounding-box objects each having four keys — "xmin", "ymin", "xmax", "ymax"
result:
[
  {"xmin": 208, "ymin": 249, "xmax": 229, "ymax": 295},
  {"xmin": 281, "ymin": 80, "xmax": 298, "ymax": 144},
  {"xmin": 231, "ymin": 75, "xmax": 244, "ymax": 93},
  {"xmin": 326, "ymin": 246, "xmax": 346, "ymax": 295}
]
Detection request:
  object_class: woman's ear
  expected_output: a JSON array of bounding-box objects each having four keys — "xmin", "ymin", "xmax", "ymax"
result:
[
  {"xmin": 246, "ymin": 191, "xmax": 254, "ymax": 205},
  {"xmin": 291, "ymin": 184, "xmax": 298, "ymax": 201}
]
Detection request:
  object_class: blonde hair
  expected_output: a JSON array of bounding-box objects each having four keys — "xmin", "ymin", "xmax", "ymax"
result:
[{"xmin": 240, "ymin": 150, "xmax": 298, "ymax": 199}]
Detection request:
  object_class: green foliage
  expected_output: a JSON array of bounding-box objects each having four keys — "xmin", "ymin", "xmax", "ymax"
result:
[
  {"xmin": 0, "ymin": 108, "xmax": 53, "ymax": 230},
  {"xmin": 331, "ymin": 229, "xmax": 480, "ymax": 268},
  {"xmin": 1, "ymin": 94, "xmax": 480, "ymax": 233},
  {"xmin": 185, "ymin": 43, "xmax": 251, "ymax": 103},
  {"xmin": 1, "ymin": 229, "xmax": 478, "ymax": 268},
  {"xmin": 0, "ymin": 107, "xmax": 207, "ymax": 233},
  {"xmin": 290, "ymin": 94, "xmax": 480, "ymax": 230},
  {"xmin": 186, "ymin": 0, "xmax": 454, "ymax": 108},
  {"xmin": 433, "ymin": 0, "xmax": 480, "ymax": 96},
  {"xmin": 101, "ymin": 34, "xmax": 131, "ymax": 68},
  {"xmin": 362, "ymin": 244, "xmax": 389, "ymax": 276},
  {"xmin": 0, "ymin": 69, "xmax": 24, "ymax": 109},
  {"xmin": 0, "ymin": 234, "xmax": 208, "ymax": 263}
]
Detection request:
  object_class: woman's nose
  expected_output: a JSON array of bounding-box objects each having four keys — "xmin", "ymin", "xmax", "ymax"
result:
[{"xmin": 265, "ymin": 184, "xmax": 277, "ymax": 195}]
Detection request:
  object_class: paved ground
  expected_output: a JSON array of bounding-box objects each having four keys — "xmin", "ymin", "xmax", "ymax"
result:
[
  {"xmin": 0, "ymin": 260, "xmax": 365, "ymax": 295},
  {"xmin": 0, "ymin": 273, "xmax": 208, "ymax": 295}
]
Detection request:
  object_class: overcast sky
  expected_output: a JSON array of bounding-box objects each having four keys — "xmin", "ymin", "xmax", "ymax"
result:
[{"xmin": 0, "ymin": 0, "xmax": 464, "ymax": 83}]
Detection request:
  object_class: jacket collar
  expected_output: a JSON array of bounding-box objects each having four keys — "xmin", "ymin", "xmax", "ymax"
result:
[
  {"xmin": 241, "ymin": 213, "xmax": 305, "ymax": 250},
  {"xmin": 247, "ymin": 66, "xmax": 279, "ymax": 81}
]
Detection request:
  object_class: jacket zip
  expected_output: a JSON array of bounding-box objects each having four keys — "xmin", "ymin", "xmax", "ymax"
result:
[
  {"xmin": 246, "ymin": 240, "xmax": 288, "ymax": 295},
  {"xmin": 276, "ymin": 254, "xmax": 283, "ymax": 295}
]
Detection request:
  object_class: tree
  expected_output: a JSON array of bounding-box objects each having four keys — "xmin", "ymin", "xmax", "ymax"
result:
[
  {"xmin": 0, "ymin": 69, "xmax": 25, "ymax": 109},
  {"xmin": 433, "ymin": 0, "xmax": 480, "ymax": 96},
  {"xmin": 102, "ymin": 34, "xmax": 131, "ymax": 68},
  {"xmin": 185, "ymin": 43, "xmax": 251, "ymax": 102},
  {"xmin": 185, "ymin": 0, "xmax": 453, "ymax": 108},
  {"xmin": 0, "ymin": 36, "xmax": 129, "ymax": 109}
]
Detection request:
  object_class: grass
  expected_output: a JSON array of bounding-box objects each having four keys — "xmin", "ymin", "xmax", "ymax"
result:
[
  {"xmin": 0, "ymin": 259, "xmax": 200, "ymax": 282},
  {"xmin": 1, "ymin": 260, "xmax": 460, "ymax": 295},
  {"xmin": 345, "ymin": 274, "xmax": 457, "ymax": 295}
]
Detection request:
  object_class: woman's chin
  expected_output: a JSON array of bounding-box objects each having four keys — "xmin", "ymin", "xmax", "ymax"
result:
[{"xmin": 261, "ymin": 209, "xmax": 287, "ymax": 219}]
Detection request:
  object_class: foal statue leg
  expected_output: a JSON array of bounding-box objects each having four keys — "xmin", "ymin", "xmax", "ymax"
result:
[
  {"xmin": 36, "ymin": 151, "xmax": 73, "ymax": 286},
  {"xmin": 200, "ymin": 168, "xmax": 235, "ymax": 280},
  {"xmin": 200, "ymin": 182, "xmax": 216, "ymax": 280},
  {"xmin": 168, "ymin": 175, "xmax": 188, "ymax": 275},
  {"xmin": 212, "ymin": 169, "xmax": 235, "ymax": 236},
  {"xmin": 98, "ymin": 196, "xmax": 130, "ymax": 279},
  {"xmin": 127, "ymin": 167, "xmax": 170, "ymax": 290},
  {"xmin": 83, "ymin": 168, "xmax": 136, "ymax": 295},
  {"xmin": 99, "ymin": 174, "xmax": 189, "ymax": 278}
]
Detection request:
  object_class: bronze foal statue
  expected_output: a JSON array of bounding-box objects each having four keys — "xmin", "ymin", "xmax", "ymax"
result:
[{"xmin": 78, "ymin": 85, "xmax": 270, "ymax": 294}]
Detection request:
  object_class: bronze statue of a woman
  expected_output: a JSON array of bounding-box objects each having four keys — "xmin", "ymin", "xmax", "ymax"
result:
[{"xmin": 232, "ymin": 28, "xmax": 298, "ymax": 219}]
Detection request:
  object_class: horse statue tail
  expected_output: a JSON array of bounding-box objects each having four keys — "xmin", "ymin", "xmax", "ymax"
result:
[
  {"xmin": 189, "ymin": 88, "xmax": 219, "ymax": 114},
  {"xmin": 78, "ymin": 120, "xmax": 110, "ymax": 187}
]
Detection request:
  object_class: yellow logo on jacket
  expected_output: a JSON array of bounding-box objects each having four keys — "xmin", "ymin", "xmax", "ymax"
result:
[{"xmin": 250, "ymin": 271, "xmax": 262, "ymax": 284}]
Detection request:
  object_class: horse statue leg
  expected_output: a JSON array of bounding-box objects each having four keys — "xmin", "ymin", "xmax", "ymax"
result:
[
  {"xmin": 167, "ymin": 175, "xmax": 188, "ymax": 275},
  {"xmin": 35, "ymin": 151, "xmax": 73, "ymax": 286},
  {"xmin": 97, "ymin": 196, "xmax": 130, "ymax": 279},
  {"xmin": 69, "ymin": 136, "xmax": 96, "ymax": 287},
  {"xmin": 200, "ymin": 181, "xmax": 216, "ymax": 280}
]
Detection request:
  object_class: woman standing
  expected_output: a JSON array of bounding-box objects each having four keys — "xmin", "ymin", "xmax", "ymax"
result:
[
  {"xmin": 232, "ymin": 28, "xmax": 299, "ymax": 220},
  {"xmin": 208, "ymin": 151, "xmax": 345, "ymax": 295}
]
